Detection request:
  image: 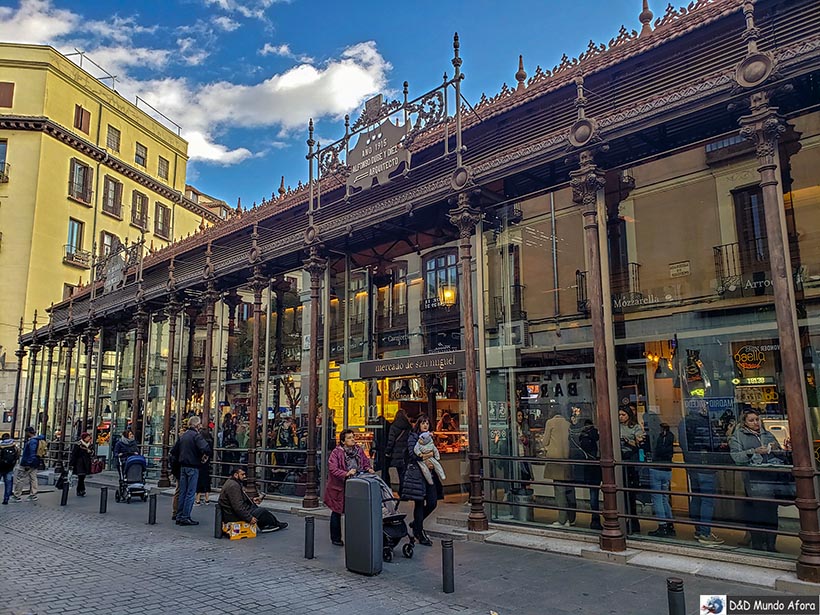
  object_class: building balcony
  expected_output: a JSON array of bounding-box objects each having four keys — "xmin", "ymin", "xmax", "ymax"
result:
[
  {"xmin": 713, "ymin": 238, "xmax": 771, "ymax": 296},
  {"xmin": 420, "ymin": 296, "xmax": 460, "ymax": 324},
  {"xmin": 63, "ymin": 245, "xmax": 91, "ymax": 269},
  {"xmin": 576, "ymin": 270, "xmax": 589, "ymax": 314},
  {"xmin": 611, "ymin": 262, "xmax": 642, "ymax": 301},
  {"xmin": 0, "ymin": 162, "xmax": 9, "ymax": 183}
]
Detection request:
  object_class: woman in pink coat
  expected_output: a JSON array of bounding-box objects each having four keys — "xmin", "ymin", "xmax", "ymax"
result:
[{"xmin": 324, "ymin": 429, "xmax": 374, "ymax": 546}]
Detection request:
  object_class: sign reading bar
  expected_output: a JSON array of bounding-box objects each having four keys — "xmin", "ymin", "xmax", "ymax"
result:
[
  {"xmin": 359, "ymin": 350, "xmax": 466, "ymax": 379},
  {"xmin": 347, "ymin": 118, "xmax": 410, "ymax": 192}
]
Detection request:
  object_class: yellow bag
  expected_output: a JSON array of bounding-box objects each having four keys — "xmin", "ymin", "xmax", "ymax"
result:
[{"xmin": 222, "ymin": 521, "xmax": 257, "ymax": 540}]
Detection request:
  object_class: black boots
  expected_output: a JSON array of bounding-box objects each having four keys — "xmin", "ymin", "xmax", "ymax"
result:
[{"xmin": 648, "ymin": 523, "xmax": 676, "ymax": 537}]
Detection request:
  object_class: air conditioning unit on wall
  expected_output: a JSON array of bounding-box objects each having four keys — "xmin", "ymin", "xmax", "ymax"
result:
[{"xmin": 500, "ymin": 320, "xmax": 529, "ymax": 348}]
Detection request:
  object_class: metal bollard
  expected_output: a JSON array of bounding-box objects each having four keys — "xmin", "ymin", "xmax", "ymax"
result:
[
  {"xmin": 60, "ymin": 481, "xmax": 69, "ymax": 506},
  {"xmin": 99, "ymin": 487, "xmax": 108, "ymax": 513},
  {"xmin": 667, "ymin": 577, "xmax": 685, "ymax": 615},
  {"xmin": 148, "ymin": 493, "xmax": 157, "ymax": 525},
  {"xmin": 442, "ymin": 539, "xmax": 454, "ymax": 594},
  {"xmin": 304, "ymin": 516, "xmax": 315, "ymax": 559},
  {"xmin": 213, "ymin": 503, "xmax": 223, "ymax": 539}
]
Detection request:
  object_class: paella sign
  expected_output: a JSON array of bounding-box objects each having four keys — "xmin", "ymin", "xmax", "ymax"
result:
[{"xmin": 347, "ymin": 97, "xmax": 410, "ymax": 192}]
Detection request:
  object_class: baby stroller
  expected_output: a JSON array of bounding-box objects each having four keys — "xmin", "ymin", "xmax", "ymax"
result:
[
  {"xmin": 114, "ymin": 454, "xmax": 148, "ymax": 503},
  {"xmin": 372, "ymin": 474, "xmax": 414, "ymax": 562}
]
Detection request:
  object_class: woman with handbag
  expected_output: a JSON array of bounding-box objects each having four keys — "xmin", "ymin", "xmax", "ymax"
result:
[
  {"xmin": 69, "ymin": 432, "xmax": 94, "ymax": 497},
  {"xmin": 729, "ymin": 409, "xmax": 790, "ymax": 552}
]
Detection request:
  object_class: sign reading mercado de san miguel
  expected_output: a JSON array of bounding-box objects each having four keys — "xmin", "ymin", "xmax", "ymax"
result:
[{"xmin": 347, "ymin": 95, "xmax": 412, "ymax": 192}]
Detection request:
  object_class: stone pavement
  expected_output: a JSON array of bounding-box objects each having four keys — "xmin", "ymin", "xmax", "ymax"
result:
[{"xmin": 0, "ymin": 485, "xmax": 793, "ymax": 615}]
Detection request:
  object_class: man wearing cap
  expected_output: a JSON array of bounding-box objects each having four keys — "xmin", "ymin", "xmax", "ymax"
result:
[
  {"xmin": 11, "ymin": 427, "xmax": 45, "ymax": 502},
  {"xmin": 69, "ymin": 432, "xmax": 94, "ymax": 497}
]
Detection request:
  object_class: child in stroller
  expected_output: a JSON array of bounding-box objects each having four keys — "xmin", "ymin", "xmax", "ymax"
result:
[
  {"xmin": 371, "ymin": 473, "xmax": 415, "ymax": 561},
  {"xmin": 115, "ymin": 453, "xmax": 148, "ymax": 503}
]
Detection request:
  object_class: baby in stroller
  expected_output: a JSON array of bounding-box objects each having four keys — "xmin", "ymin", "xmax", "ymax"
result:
[
  {"xmin": 372, "ymin": 473, "xmax": 414, "ymax": 561},
  {"xmin": 413, "ymin": 431, "xmax": 445, "ymax": 484}
]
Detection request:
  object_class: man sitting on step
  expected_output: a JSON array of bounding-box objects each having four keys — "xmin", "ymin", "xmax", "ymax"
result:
[{"xmin": 219, "ymin": 466, "xmax": 288, "ymax": 534}]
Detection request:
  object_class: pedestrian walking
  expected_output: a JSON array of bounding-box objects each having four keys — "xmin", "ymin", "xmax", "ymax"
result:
[
  {"xmin": 195, "ymin": 428, "xmax": 214, "ymax": 506},
  {"xmin": 385, "ymin": 407, "xmax": 412, "ymax": 494},
  {"xmin": 324, "ymin": 429, "xmax": 374, "ymax": 546},
  {"xmin": 0, "ymin": 432, "xmax": 19, "ymax": 504},
  {"xmin": 12, "ymin": 427, "xmax": 45, "ymax": 502},
  {"xmin": 69, "ymin": 432, "xmax": 94, "ymax": 497},
  {"xmin": 170, "ymin": 416, "xmax": 211, "ymax": 526},
  {"xmin": 403, "ymin": 415, "xmax": 443, "ymax": 546}
]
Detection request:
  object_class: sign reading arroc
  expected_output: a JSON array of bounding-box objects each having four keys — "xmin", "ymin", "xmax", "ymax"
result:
[{"xmin": 347, "ymin": 118, "xmax": 410, "ymax": 192}]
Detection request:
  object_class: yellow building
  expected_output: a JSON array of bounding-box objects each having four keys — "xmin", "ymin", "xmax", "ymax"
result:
[{"xmin": 0, "ymin": 42, "xmax": 222, "ymax": 409}]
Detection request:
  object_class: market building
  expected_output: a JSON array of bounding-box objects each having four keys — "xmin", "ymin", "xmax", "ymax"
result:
[
  {"xmin": 12, "ymin": 0, "xmax": 820, "ymax": 582},
  {"xmin": 0, "ymin": 43, "xmax": 226, "ymax": 429}
]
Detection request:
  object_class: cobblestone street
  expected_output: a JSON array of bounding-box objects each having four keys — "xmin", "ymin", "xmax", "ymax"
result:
[{"xmin": 1, "ymin": 486, "xmax": 787, "ymax": 615}]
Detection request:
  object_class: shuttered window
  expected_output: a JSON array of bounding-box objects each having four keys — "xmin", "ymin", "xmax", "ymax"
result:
[
  {"xmin": 0, "ymin": 82, "xmax": 14, "ymax": 107},
  {"xmin": 73, "ymin": 105, "xmax": 91, "ymax": 134}
]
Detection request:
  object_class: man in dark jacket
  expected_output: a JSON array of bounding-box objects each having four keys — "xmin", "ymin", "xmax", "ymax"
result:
[
  {"xmin": 678, "ymin": 401, "xmax": 724, "ymax": 546},
  {"xmin": 218, "ymin": 467, "xmax": 287, "ymax": 533},
  {"xmin": 385, "ymin": 408, "xmax": 412, "ymax": 493},
  {"xmin": 12, "ymin": 427, "xmax": 44, "ymax": 502},
  {"xmin": 0, "ymin": 432, "xmax": 19, "ymax": 504},
  {"xmin": 170, "ymin": 416, "xmax": 211, "ymax": 526}
]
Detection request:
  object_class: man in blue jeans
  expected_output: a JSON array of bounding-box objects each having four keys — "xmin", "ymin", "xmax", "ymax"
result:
[
  {"xmin": 170, "ymin": 416, "xmax": 211, "ymax": 526},
  {"xmin": 679, "ymin": 402, "xmax": 724, "ymax": 546}
]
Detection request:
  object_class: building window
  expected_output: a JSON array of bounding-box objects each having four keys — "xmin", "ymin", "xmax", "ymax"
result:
[
  {"xmin": 106, "ymin": 125, "xmax": 121, "ymax": 152},
  {"xmin": 154, "ymin": 202, "xmax": 171, "ymax": 239},
  {"xmin": 135, "ymin": 142, "xmax": 147, "ymax": 167},
  {"xmin": 423, "ymin": 251, "xmax": 458, "ymax": 308},
  {"xmin": 73, "ymin": 105, "xmax": 91, "ymax": 134},
  {"xmin": 63, "ymin": 284, "xmax": 75, "ymax": 301},
  {"xmin": 100, "ymin": 231, "xmax": 119, "ymax": 257},
  {"xmin": 733, "ymin": 186, "xmax": 769, "ymax": 271},
  {"xmin": 131, "ymin": 191, "xmax": 148, "ymax": 229},
  {"xmin": 68, "ymin": 159, "xmax": 93, "ymax": 203},
  {"xmin": 0, "ymin": 82, "xmax": 14, "ymax": 107},
  {"xmin": 101, "ymin": 176, "xmax": 123, "ymax": 218},
  {"xmin": 64, "ymin": 218, "xmax": 90, "ymax": 268},
  {"xmin": 158, "ymin": 156, "xmax": 169, "ymax": 180},
  {"xmin": 0, "ymin": 140, "xmax": 7, "ymax": 182}
]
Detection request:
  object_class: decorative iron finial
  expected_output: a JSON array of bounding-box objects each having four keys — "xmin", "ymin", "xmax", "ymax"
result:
[
  {"xmin": 574, "ymin": 75, "xmax": 587, "ymax": 119},
  {"xmin": 278, "ymin": 176, "xmax": 286, "ymax": 197},
  {"xmin": 17, "ymin": 316, "xmax": 23, "ymax": 343},
  {"xmin": 48, "ymin": 303, "xmax": 54, "ymax": 337},
  {"xmin": 236, "ymin": 197, "xmax": 242, "ymax": 214},
  {"xmin": 639, "ymin": 0, "xmax": 653, "ymax": 37},
  {"xmin": 452, "ymin": 32, "xmax": 462, "ymax": 72},
  {"xmin": 249, "ymin": 223, "xmax": 261, "ymax": 264},
  {"xmin": 307, "ymin": 118, "xmax": 315, "ymax": 149},
  {"xmin": 167, "ymin": 257, "xmax": 177, "ymax": 293},
  {"xmin": 32, "ymin": 310, "xmax": 38, "ymax": 333},
  {"xmin": 204, "ymin": 241, "xmax": 214, "ymax": 279},
  {"xmin": 742, "ymin": 0, "xmax": 760, "ymax": 54},
  {"xmin": 199, "ymin": 216, "xmax": 206, "ymax": 231},
  {"xmin": 515, "ymin": 55, "xmax": 527, "ymax": 92}
]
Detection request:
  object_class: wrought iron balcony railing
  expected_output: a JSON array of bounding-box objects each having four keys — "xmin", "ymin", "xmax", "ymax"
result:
[
  {"xmin": 0, "ymin": 162, "xmax": 9, "ymax": 183},
  {"xmin": 63, "ymin": 245, "xmax": 91, "ymax": 269},
  {"xmin": 713, "ymin": 238, "xmax": 770, "ymax": 295},
  {"xmin": 492, "ymin": 283, "xmax": 527, "ymax": 322},
  {"xmin": 610, "ymin": 262, "xmax": 642, "ymax": 300},
  {"xmin": 576, "ymin": 270, "xmax": 589, "ymax": 314}
]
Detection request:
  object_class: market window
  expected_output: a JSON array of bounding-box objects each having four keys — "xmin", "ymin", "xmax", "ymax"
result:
[
  {"xmin": 131, "ymin": 191, "xmax": 148, "ymax": 229},
  {"xmin": 732, "ymin": 186, "xmax": 768, "ymax": 272},
  {"xmin": 135, "ymin": 142, "xmax": 148, "ymax": 167},
  {"xmin": 101, "ymin": 176, "xmax": 123, "ymax": 218},
  {"xmin": 0, "ymin": 82, "xmax": 13, "ymax": 108},
  {"xmin": 73, "ymin": 105, "xmax": 91, "ymax": 134},
  {"xmin": 100, "ymin": 231, "xmax": 119, "ymax": 257},
  {"xmin": 158, "ymin": 156, "xmax": 169, "ymax": 180},
  {"xmin": 106, "ymin": 125, "xmax": 121, "ymax": 152},
  {"xmin": 68, "ymin": 158, "xmax": 93, "ymax": 203},
  {"xmin": 423, "ymin": 250, "xmax": 458, "ymax": 308},
  {"xmin": 154, "ymin": 202, "xmax": 171, "ymax": 239}
]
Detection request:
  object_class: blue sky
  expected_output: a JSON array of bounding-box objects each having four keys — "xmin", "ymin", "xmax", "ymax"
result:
[{"xmin": 0, "ymin": 0, "xmax": 643, "ymax": 208}]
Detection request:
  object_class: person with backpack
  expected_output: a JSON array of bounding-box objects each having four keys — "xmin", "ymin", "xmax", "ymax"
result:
[
  {"xmin": 11, "ymin": 426, "xmax": 45, "ymax": 502},
  {"xmin": 0, "ymin": 432, "xmax": 19, "ymax": 505}
]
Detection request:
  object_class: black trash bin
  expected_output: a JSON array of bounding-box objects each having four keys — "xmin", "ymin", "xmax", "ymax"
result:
[{"xmin": 344, "ymin": 474, "xmax": 383, "ymax": 576}]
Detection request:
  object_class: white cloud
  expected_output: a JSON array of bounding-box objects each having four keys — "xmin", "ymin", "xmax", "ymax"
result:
[
  {"xmin": 0, "ymin": 1, "xmax": 391, "ymax": 166},
  {"xmin": 0, "ymin": 0, "xmax": 78, "ymax": 43},
  {"xmin": 212, "ymin": 15, "xmax": 240, "ymax": 31},
  {"xmin": 202, "ymin": 0, "xmax": 283, "ymax": 20},
  {"xmin": 259, "ymin": 42, "xmax": 314, "ymax": 63}
]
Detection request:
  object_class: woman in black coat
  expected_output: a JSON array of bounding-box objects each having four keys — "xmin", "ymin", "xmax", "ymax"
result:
[
  {"xmin": 385, "ymin": 408, "xmax": 412, "ymax": 494},
  {"xmin": 196, "ymin": 428, "xmax": 214, "ymax": 505},
  {"xmin": 402, "ymin": 414, "xmax": 443, "ymax": 546},
  {"xmin": 69, "ymin": 432, "xmax": 94, "ymax": 497}
]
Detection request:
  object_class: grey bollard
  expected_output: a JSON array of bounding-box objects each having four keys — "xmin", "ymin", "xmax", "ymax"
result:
[
  {"xmin": 148, "ymin": 493, "xmax": 157, "ymax": 525},
  {"xmin": 214, "ymin": 502, "xmax": 223, "ymax": 539},
  {"xmin": 304, "ymin": 516, "xmax": 315, "ymax": 559},
  {"xmin": 60, "ymin": 481, "xmax": 69, "ymax": 506},
  {"xmin": 442, "ymin": 539, "xmax": 454, "ymax": 594},
  {"xmin": 99, "ymin": 487, "xmax": 108, "ymax": 513},
  {"xmin": 667, "ymin": 577, "xmax": 685, "ymax": 615}
]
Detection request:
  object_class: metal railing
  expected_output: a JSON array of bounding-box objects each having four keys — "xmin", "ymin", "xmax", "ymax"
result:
[
  {"xmin": 493, "ymin": 284, "xmax": 527, "ymax": 322},
  {"xmin": 0, "ymin": 162, "xmax": 9, "ymax": 182},
  {"xmin": 63, "ymin": 244, "xmax": 91, "ymax": 268},
  {"xmin": 576, "ymin": 270, "xmax": 589, "ymax": 314},
  {"xmin": 611, "ymin": 262, "xmax": 642, "ymax": 298},
  {"xmin": 713, "ymin": 238, "xmax": 770, "ymax": 295}
]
